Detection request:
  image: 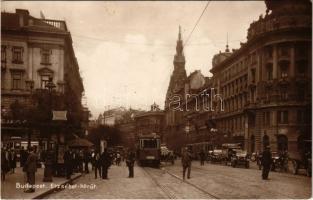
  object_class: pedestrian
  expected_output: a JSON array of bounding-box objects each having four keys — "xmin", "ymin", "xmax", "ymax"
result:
[
  {"xmin": 199, "ymin": 149, "xmax": 205, "ymax": 166},
  {"xmin": 126, "ymin": 150, "xmax": 135, "ymax": 178},
  {"xmin": 20, "ymin": 147, "xmax": 27, "ymax": 167},
  {"xmin": 64, "ymin": 148, "xmax": 72, "ymax": 179},
  {"xmin": 181, "ymin": 147, "xmax": 192, "ymax": 180},
  {"xmin": 84, "ymin": 149, "xmax": 90, "ymax": 173},
  {"xmin": 100, "ymin": 148, "xmax": 111, "ymax": 179},
  {"xmin": 261, "ymin": 146, "xmax": 272, "ymax": 180},
  {"xmin": 1, "ymin": 148, "xmax": 9, "ymax": 181},
  {"xmin": 9, "ymin": 149, "xmax": 17, "ymax": 173},
  {"xmin": 116, "ymin": 152, "xmax": 121, "ymax": 166},
  {"xmin": 78, "ymin": 150, "xmax": 84, "ymax": 172},
  {"xmin": 23, "ymin": 147, "xmax": 38, "ymax": 193},
  {"xmin": 94, "ymin": 150, "xmax": 101, "ymax": 179}
]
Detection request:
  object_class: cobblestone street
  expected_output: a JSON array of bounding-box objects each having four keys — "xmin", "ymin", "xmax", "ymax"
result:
[{"xmin": 46, "ymin": 161, "xmax": 312, "ymax": 199}]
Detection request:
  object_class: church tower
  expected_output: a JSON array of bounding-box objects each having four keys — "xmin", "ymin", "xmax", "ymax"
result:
[{"xmin": 164, "ymin": 26, "xmax": 187, "ymax": 110}]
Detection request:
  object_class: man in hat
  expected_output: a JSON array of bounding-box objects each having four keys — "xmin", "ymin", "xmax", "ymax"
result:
[
  {"xmin": 181, "ymin": 147, "xmax": 192, "ymax": 180},
  {"xmin": 24, "ymin": 147, "xmax": 37, "ymax": 193},
  {"xmin": 261, "ymin": 145, "xmax": 272, "ymax": 180}
]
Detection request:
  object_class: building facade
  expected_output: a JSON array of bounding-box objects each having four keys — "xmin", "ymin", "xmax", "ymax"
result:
[
  {"xmin": 164, "ymin": 0, "xmax": 312, "ymax": 155},
  {"xmin": 1, "ymin": 9, "xmax": 85, "ymax": 151}
]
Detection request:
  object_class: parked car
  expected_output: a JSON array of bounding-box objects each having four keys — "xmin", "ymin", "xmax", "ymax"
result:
[
  {"xmin": 222, "ymin": 143, "xmax": 242, "ymax": 165},
  {"xmin": 230, "ymin": 150, "xmax": 249, "ymax": 168},
  {"xmin": 209, "ymin": 149, "xmax": 223, "ymax": 163}
]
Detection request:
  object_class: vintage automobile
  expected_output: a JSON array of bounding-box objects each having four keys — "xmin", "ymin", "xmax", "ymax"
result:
[
  {"xmin": 230, "ymin": 150, "xmax": 249, "ymax": 168},
  {"xmin": 222, "ymin": 143, "xmax": 242, "ymax": 165},
  {"xmin": 160, "ymin": 145, "xmax": 175, "ymax": 165},
  {"xmin": 209, "ymin": 149, "xmax": 223, "ymax": 163}
]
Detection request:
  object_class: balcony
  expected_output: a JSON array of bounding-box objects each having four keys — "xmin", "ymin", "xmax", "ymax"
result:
[{"xmin": 41, "ymin": 19, "xmax": 68, "ymax": 31}]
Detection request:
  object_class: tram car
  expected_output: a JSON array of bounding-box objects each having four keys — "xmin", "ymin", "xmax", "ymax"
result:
[{"xmin": 137, "ymin": 133, "xmax": 161, "ymax": 167}]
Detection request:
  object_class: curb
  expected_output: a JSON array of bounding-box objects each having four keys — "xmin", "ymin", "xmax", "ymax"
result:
[{"xmin": 33, "ymin": 173, "xmax": 82, "ymax": 199}]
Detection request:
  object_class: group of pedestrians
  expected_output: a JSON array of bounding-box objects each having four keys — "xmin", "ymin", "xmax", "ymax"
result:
[
  {"xmin": 180, "ymin": 145, "xmax": 276, "ymax": 181},
  {"xmin": 93, "ymin": 149, "xmax": 136, "ymax": 179},
  {"xmin": 1, "ymin": 147, "xmax": 18, "ymax": 181}
]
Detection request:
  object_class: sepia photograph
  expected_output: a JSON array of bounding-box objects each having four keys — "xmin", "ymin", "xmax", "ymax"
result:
[{"xmin": 1, "ymin": 0, "xmax": 312, "ymax": 199}]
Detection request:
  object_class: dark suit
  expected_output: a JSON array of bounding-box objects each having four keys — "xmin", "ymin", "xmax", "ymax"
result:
[
  {"xmin": 24, "ymin": 152, "xmax": 37, "ymax": 190},
  {"xmin": 261, "ymin": 149, "xmax": 272, "ymax": 179}
]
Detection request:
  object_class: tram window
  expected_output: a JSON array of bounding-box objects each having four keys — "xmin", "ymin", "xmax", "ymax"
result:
[{"xmin": 142, "ymin": 139, "xmax": 157, "ymax": 148}]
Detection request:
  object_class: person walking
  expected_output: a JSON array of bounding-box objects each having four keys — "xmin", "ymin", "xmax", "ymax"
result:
[
  {"xmin": 181, "ymin": 147, "xmax": 192, "ymax": 180},
  {"xmin": 83, "ymin": 149, "xmax": 90, "ymax": 173},
  {"xmin": 64, "ymin": 148, "xmax": 72, "ymax": 179},
  {"xmin": 24, "ymin": 147, "xmax": 38, "ymax": 193},
  {"xmin": 1, "ymin": 148, "xmax": 8, "ymax": 181},
  {"xmin": 116, "ymin": 152, "xmax": 121, "ymax": 166},
  {"xmin": 100, "ymin": 149, "xmax": 111, "ymax": 179},
  {"xmin": 10, "ymin": 149, "xmax": 17, "ymax": 173},
  {"xmin": 199, "ymin": 150, "xmax": 205, "ymax": 166},
  {"xmin": 94, "ymin": 150, "xmax": 101, "ymax": 179},
  {"xmin": 20, "ymin": 147, "xmax": 27, "ymax": 168},
  {"xmin": 126, "ymin": 150, "xmax": 135, "ymax": 178},
  {"xmin": 261, "ymin": 146, "xmax": 272, "ymax": 180}
]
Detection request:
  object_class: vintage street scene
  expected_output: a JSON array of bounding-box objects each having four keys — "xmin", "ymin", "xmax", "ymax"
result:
[{"xmin": 1, "ymin": 0, "xmax": 312, "ymax": 199}]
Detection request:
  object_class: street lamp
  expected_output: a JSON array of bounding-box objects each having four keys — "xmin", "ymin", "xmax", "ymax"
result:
[
  {"xmin": 25, "ymin": 80, "xmax": 34, "ymax": 149},
  {"xmin": 43, "ymin": 77, "xmax": 56, "ymax": 182}
]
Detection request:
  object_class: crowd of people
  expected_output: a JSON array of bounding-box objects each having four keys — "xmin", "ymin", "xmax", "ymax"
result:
[{"xmin": 1, "ymin": 145, "xmax": 137, "ymax": 193}]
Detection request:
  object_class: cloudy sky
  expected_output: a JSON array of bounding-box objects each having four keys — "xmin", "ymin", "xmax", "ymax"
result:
[{"xmin": 2, "ymin": 1, "xmax": 266, "ymax": 118}]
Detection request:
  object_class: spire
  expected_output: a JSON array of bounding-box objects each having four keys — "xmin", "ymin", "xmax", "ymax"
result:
[
  {"xmin": 225, "ymin": 32, "xmax": 230, "ymax": 53},
  {"xmin": 174, "ymin": 25, "xmax": 185, "ymax": 64}
]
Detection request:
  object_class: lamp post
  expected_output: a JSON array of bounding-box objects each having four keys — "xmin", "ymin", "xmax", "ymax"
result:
[
  {"xmin": 43, "ymin": 77, "xmax": 56, "ymax": 182},
  {"xmin": 26, "ymin": 80, "xmax": 34, "ymax": 150}
]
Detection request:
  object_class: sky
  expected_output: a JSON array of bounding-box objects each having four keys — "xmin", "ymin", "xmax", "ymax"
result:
[{"xmin": 1, "ymin": 1, "xmax": 266, "ymax": 119}]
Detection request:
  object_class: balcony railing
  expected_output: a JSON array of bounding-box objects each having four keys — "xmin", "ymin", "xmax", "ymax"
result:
[{"xmin": 41, "ymin": 19, "xmax": 68, "ymax": 31}]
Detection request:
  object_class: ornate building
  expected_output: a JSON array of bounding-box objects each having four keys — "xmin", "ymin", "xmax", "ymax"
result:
[
  {"xmin": 1, "ymin": 9, "xmax": 85, "ymax": 151},
  {"xmin": 164, "ymin": 0, "xmax": 312, "ymax": 155},
  {"xmin": 135, "ymin": 103, "xmax": 165, "ymax": 142}
]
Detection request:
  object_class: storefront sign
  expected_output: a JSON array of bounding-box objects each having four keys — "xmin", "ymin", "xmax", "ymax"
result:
[{"xmin": 52, "ymin": 111, "xmax": 67, "ymax": 121}]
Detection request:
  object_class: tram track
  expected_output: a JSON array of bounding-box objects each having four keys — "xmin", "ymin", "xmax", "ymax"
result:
[
  {"xmin": 142, "ymin": 167, "xmax": 177, "ymax": 199},
  {"xmin": 162, "ymin": 167, "xmax": 221, "ymax": 199}
]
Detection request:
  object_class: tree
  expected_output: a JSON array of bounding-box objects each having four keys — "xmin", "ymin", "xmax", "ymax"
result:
[{"xmin": 87, "ymin": 125, "xmax": 122, "ymax": 149}]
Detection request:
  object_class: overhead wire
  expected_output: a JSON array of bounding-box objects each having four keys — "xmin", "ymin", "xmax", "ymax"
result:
[{"xmin": 183, "ymin": 1, "xmax": 211, "ymax": 47}]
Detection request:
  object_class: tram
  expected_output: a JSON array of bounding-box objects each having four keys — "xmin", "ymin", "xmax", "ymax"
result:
[{"xmin": 137, "ymin": 133, "xmax": 161, "ymax": 167}]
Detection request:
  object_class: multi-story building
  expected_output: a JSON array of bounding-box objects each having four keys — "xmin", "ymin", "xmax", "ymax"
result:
[
  {"xmin": 1, "ymin": 9, "xmax": 85, "ymax": 151},
  {"xmin": 135, "ymin": 103, "xmax": 165, "ymax": 142},
  {"xmin": 164, "ymin": 0, "xmax": 312, "ymax": 155}
]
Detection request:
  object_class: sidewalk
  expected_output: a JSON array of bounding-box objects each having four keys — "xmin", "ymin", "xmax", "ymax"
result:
[{"xmin": 1, "ymin": 167, "xmax": 81, "ymax": 199}]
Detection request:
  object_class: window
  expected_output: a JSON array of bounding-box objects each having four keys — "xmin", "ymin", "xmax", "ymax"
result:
[
  {"xmin": 297, "ymin": 110, "xmax": 305, "ymax": 123},
  {"xmin": 41, "ymin": 75, "xmax": 51, "ymax": 89},
  {"xmin": 11, "ymin": 72, "xmax": 22, "ymax": 90},
  {"xmin": 281, "ymin": 90, "xmax": 288, "ymax": 101},
  {"xmin": 251, "ymin": 69, "xmax": 256, "ymax": 83},
  {"xmin": 279, "ymin": 46, "xmax": 289, "ymax": 57},
  {"xmin": 266, "ymin": 64, "xmax": 273, "ymax": 80},
  {"xmin": 277, "ymin": 111, "xmax": 288, "ymax": 124},
  {"xmin": 280, "ymin": 61, "xmax": 289, "ymax": 78},
  {"xmin": 12, "ymin": 47, "xmax": 23, "ymax": 63},
  {"xmin": 41, "ymin": 49, "xmax": 52, "ymax": 65},
  {"xmin": 1, "ymin": 45, "xmax": 6, "ymax": 63},
  {"xmin": 1, "ymin": 71, "xmax": 5, "ymax": 89},
  {"xmin": 264, "ymin": 112, "xmax": 270, "ymax": 126}
]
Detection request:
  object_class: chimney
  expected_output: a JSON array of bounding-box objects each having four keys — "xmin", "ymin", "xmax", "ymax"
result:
[{"xmin": 16, "ymin": 9, "xmax": 29, "ymax": 27}]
